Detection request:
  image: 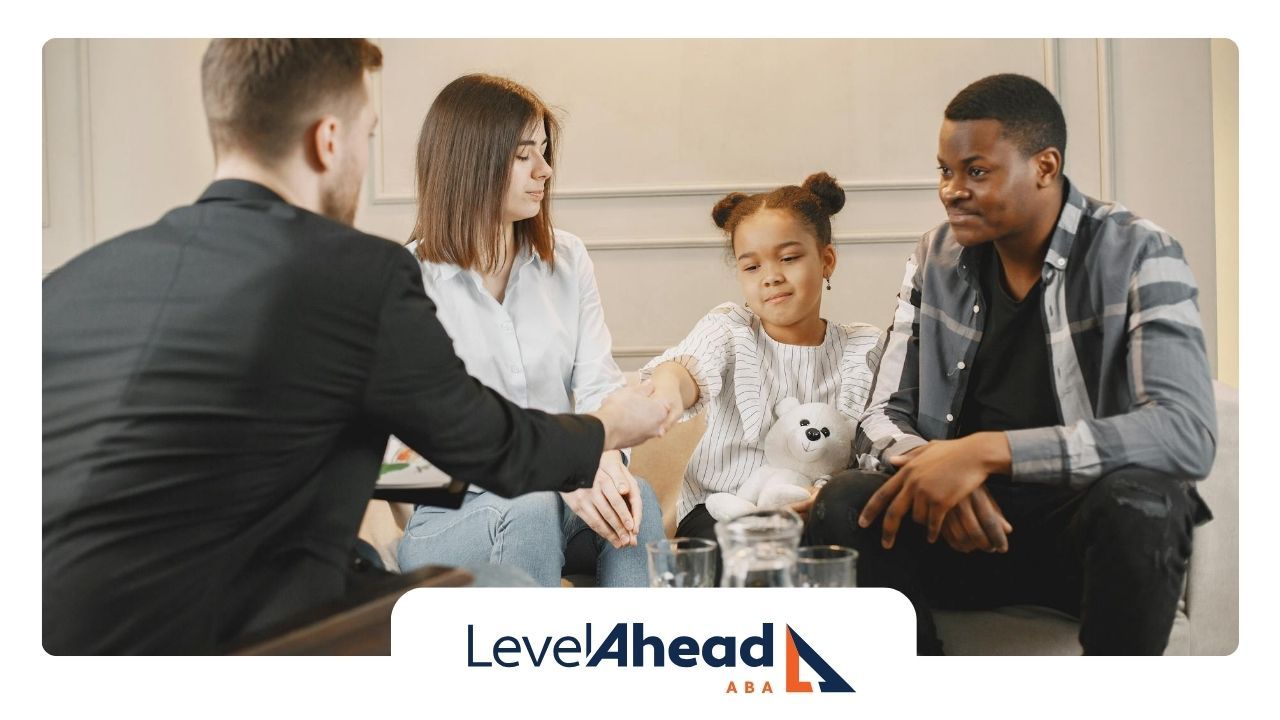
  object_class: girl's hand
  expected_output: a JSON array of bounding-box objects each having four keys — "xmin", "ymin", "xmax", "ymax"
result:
[
  {"xmin": 650, "ymin": 362, "xmax": 698, "ymax": 432},
  {"xmin": 657, "ymin": 387, "xmax": 684, "ymax": 432},
  {"xmin": 786, "ymin": 485, "xmax": 821, "ymax": 523}
]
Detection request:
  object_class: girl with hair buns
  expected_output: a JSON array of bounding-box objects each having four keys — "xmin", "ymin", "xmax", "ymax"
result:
[
  {"xmin": 641, "ymin": 172, "xmax": 881, "ymax": 542},
  {"xmin": 390, "ymin": 74, "xmax": 665, "ymax": 586}
]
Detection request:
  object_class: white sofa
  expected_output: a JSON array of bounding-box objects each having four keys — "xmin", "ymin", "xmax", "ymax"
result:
[{"xmin": 359, "ymin": 382, "xmax": 1239, "ymax": 655}]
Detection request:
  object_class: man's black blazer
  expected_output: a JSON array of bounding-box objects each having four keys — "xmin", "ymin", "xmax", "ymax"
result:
[{"xmin": 42, "ymin": 180, "xmax": 603, "ymax": 654}]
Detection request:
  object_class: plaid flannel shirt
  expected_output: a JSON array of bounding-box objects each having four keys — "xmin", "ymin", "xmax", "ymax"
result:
[{"xmin": 857, "ymin": 178, "xmax": 1217, "ymax": 488}]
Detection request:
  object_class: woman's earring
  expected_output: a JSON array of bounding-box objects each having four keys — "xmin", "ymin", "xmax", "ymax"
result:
[{"xmin": 825, "ymin": 276, "xmax": 832, "ymax": 291}]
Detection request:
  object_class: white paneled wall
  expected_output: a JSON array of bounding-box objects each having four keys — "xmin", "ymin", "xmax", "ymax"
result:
[{"xmin": 42, "ymin": 39, "xmax": 1226, "ymax": 375}]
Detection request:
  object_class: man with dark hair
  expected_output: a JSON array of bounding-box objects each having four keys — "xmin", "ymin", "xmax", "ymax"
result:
[
  {"xmin": 42, "ymin": 39, "xmax": 669, "ymax": 655},
  {"xmin": 809, "ymin": 73, "xmax": 1216, "ymax": 655}
]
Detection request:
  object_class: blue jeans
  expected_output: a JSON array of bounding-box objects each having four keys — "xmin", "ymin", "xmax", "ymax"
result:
[{"xmin": 397, "ymin": 479, "xmax": 665, "ymax": 587}]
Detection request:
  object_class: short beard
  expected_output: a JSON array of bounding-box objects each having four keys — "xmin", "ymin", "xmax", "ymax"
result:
[{"xmin": 320, "ymin": 161, "xmax": 361, "ymax": 226}]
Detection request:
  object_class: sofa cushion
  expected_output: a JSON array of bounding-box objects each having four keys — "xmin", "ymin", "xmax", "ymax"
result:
[{"xmin": 934, "ymin": 607, "xmax": 1190, "ymax": 655}]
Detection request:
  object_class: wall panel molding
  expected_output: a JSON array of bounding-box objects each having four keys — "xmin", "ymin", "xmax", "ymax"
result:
[
  {"xmin": 1096, "ymin": 38, "xmax": 1116, "ymax": 201},
  {"xmin": 1043, "ymin": 38, "xmax": 1061, "ymax": 95},
  {"xmin": 585, "ymin": 231, "xmax": 921, "ymax": 252},
  {"xmin": 370, "ymin": 179, "xmax": 938, "ymax": 206},
  {"xmin": 76, "ymin": 39, "xmax": 97, "ymax": 252},
  {"xmin": 613, "ymin": 346, "xmax": 668, "ymax": 360}
]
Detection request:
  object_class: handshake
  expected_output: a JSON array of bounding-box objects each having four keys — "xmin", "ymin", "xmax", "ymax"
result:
[{"xmin": 588, "ymin": 381, "xmax": 676, "ymax": 451}]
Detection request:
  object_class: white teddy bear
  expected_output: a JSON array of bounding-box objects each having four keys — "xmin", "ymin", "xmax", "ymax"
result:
[{"xmin": 705, "ymin": 397, "xmax": 855, "ymax": 522}]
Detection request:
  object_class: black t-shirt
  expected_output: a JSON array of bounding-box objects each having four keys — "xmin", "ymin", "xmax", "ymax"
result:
[{"xmin": 955, "ymin": 246, "xmax": 1061, "ymax": 439}]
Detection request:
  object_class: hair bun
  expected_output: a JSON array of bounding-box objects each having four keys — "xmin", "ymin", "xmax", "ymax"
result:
[
  {"xmin": 712, "ymin": 192, "xmax": 750, "ymax": 229},
  {"xmin": 802, "ymin": 172, "xmax": 845, "ymax": 216}
]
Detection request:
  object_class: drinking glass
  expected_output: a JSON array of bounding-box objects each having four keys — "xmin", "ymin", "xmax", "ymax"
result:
[
  {"xmin": 795, "ymin": 545, "xmax": 857, "ymax": 587},
  {"xmin": 646, "ymin": 538, "xmax": 717, "ymax": 587}
]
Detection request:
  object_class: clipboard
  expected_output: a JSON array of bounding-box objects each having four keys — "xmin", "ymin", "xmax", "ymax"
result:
[{"xmin": 375, "ymin": 440, "xmax": 469, "ymax": 508}]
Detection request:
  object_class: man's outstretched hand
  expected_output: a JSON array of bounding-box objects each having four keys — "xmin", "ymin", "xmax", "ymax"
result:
[{"xmin": 589, "ymin": 381, "xmax": 671, "ymax": 451}]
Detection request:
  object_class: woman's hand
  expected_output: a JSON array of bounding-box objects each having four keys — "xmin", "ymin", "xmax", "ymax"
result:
[{"xmin": 560, "ymin": 450, "xmax": 641, "ymax": 548}]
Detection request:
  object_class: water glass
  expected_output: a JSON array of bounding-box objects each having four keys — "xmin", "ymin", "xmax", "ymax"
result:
[
  {"xmin": 795, "ymin": 545, "xmax": 857, "ymax": 587},
  {"xmin": 647, "ymin": 538, "xmax": 717, "ymax": 587}
]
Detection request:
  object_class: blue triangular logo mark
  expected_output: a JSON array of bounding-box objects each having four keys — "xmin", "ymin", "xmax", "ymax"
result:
[{"xmin": 787, "ymin": 625, "xmax": 854, "ymax": 693}]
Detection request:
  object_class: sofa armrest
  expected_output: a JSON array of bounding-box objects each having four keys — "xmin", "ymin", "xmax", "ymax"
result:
[
  {"xmin": 630, "ymin": 412, "xmax": 705, "ymax": 537},
  {"xmin": 1185, "ymin": 381, "xmax": 1239, "ymax": 654}
]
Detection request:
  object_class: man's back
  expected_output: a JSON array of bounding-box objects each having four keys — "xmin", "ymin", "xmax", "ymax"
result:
[
  {"xmin": 43, "ymin": 180, "xmax": 410, "ymax": 652},
  {"xmin": 46, "ymin": 179, "xmax": 589, "ymax": 653}
]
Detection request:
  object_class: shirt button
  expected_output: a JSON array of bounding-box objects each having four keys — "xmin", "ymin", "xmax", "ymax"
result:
[
  {"xmin": 973, "ymin": 304, "xmax": 981, "ymax": 314},
  {"xmin": 946, "ymin": 413, "xmax": 955, "ymax": 422},
  {"xmin": 956, "ymin": 361, "xmax": 966, "ymax": 370},
  {"xmin": 511, "ymin": 366, "xmax": 523, "ymax": 375},
  {"xmin": 1056, "ymin": 258, "xmax": 1067, "ymax": 268}
]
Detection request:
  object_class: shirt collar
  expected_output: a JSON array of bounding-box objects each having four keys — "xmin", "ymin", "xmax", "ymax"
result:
[
  {"xmin": 196, "ymin": 179, "xmax": 288, "ymax": 205},
  {"xmin": 1043, "ymin": 177, "xmax": 1086, "ymax": 272},
  {"xmin": 423, "ymin": 242, "xmax": 542, "ymax": 284}
]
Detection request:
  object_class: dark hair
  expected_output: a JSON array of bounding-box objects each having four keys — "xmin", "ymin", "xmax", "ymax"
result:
[
  {"xmin": 712, "ymin": 172, "xmax": 845, "ymax": 251},
  {"xmin": 411, "ymin": 74, "xmax": 558, "ymax": 272},
  {"xmin": 201, "ymin": 39, "xmax": 383, "ymax": 163},
  {"xmin": 945, "ymin": 73, "xmax": 1067, "ymax": 163}
]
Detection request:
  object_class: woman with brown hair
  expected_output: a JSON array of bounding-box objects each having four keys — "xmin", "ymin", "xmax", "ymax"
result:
[{"xmin": 390, "ymin": 74, "xmax": 664, "ymax": 586}]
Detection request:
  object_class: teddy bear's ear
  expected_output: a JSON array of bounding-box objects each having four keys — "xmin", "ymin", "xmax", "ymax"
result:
[{"xmin": 775, "ymin": 397, "xmax": 800, "ymax": 417}]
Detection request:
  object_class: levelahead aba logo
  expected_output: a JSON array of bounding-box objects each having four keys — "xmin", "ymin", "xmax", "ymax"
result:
[
  {"xmin": 466, "ymin": 621, "xmax": 853, "ymax": 694},
  {"xmin": 393, "ymin": 588, "xmax": 916, "ymax": 703}
]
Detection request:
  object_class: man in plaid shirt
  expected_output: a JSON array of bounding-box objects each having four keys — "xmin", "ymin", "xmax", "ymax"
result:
[{"xmin": 808, "ymin": 74, "xmax": 1216, "ymax": 655}]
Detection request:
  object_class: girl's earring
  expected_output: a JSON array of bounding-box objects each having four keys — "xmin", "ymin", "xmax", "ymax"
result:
[{"xmin": 825, "ymin": 276, "xmax": 832, "ymax": 291}]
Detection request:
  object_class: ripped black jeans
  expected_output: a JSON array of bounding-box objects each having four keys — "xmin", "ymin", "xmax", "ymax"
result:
[{"xmin": 807, "ymin": 468, "xmax": 1211, "ymax": 655}]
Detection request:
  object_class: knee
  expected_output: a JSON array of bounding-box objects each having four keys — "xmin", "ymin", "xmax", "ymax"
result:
[
  {"xmin": 498, "ymin": 492, "xmax": 562, "ymax": 540},
  {"xmin": 632, "ymin": 476, "xmax": 660, "ymax": 507},
  {"xmin": 813, "ymin": 470, "xmax": 888, "ymax": 520},
  {"xmin": 808, "ymin": 470, "xmax": 890, "ymax": 546},
  {"xmin": 1083, "ymin": 472, "xmax": 1195, "ymax": 551}
]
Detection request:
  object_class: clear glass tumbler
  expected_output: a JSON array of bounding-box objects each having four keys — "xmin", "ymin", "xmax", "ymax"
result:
[
  {"xmin": 795, "ymin": 545, "xmax": 857, "ymax": 587},
  {"xmin": 646, "ymin": 537, "xmax": 718, "ymax": 587}
]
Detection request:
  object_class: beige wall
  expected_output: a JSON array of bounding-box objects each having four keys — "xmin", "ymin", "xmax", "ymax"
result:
[
  {"xmin": 1211, "ymin": 39, "xmax": 1239, "ymax": 388},
  {"xmin": 43, "ymin": 39, "xmax": 1234, "ymax": 379}
]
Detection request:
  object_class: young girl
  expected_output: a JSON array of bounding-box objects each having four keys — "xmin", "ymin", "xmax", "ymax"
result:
[
  {"xmin": 391, "ymin": 74, "xmax": 665, "ymax": 586},
  {"xmin": 642, "ymin": 173, "xmax": 881, "ymax": 540}
]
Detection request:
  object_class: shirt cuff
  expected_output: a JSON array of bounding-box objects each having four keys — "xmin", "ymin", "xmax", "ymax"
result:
[
  {"xmin": 1005, "ymin": 427, "xmax": 1070, "ymax": 486},
  {"xmin": 882, "ymin": 435, "xmax": 928, "ymax": 465},
  {"xmin": 556, "ymin": 414, "xmax": 606, "ymax": 492},
  {"xmin": 641, "ymin": 353, "xmax": 718, "ymax": 423}
]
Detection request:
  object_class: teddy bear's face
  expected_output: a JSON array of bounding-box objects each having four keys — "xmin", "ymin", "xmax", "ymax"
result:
[
  {"xmin": 763, "ymin": 400, "xmax": 854, "ymax": 476},
  {"xmin": 779, "ymin": 413, "xmax": 840, "ymax": 461}
]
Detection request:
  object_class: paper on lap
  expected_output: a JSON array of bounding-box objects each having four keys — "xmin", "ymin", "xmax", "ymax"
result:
[{"xmin": 377, "ymin": 437, "xmax": 452, "ymax": 489}]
